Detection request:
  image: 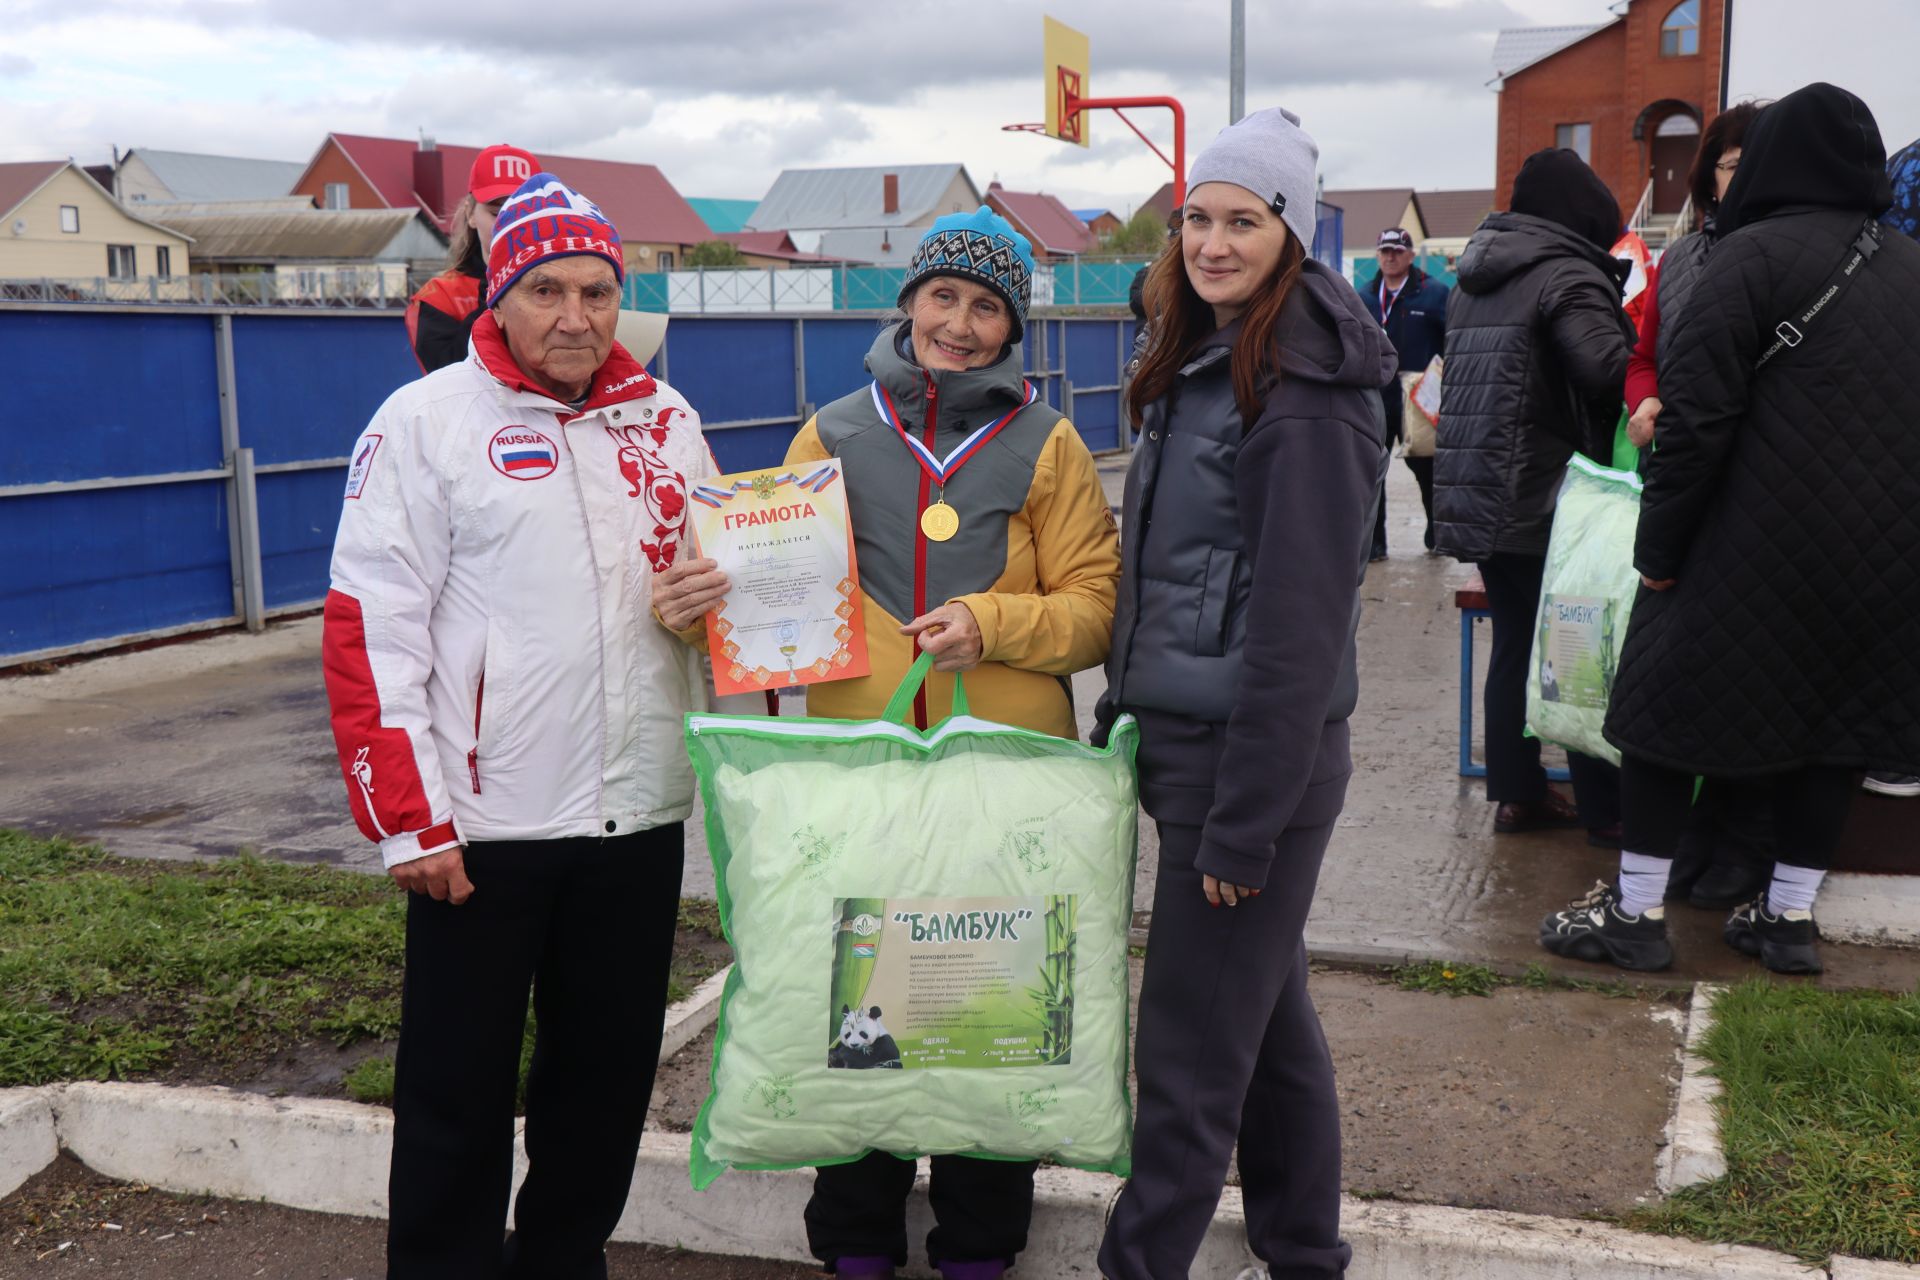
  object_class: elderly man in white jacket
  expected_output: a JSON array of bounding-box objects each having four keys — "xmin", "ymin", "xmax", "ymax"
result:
[{"xmin": 322, "ymin": 172, "xmax": 714, "ymax": 1279}]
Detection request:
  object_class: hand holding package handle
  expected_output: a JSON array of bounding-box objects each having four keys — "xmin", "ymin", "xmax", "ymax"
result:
[{"xmin": 684, "ymin": 652, "xmax": 1141, "ymax": 1187}]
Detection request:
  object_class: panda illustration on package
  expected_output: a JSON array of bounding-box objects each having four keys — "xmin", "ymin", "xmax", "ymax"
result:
[{"xmin": 827, "ymin": 1004, "xmax": 902, "ymax": 1069}]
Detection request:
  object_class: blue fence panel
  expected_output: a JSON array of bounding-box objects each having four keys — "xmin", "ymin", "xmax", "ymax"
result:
[
  {"xmin": 256, "ymin": 469, "xmax": 351, "ymax": 610},
  {"xmin": 233, "ymin": 315, "xmax": 416, "ymax": 464},
  {"xmin": 1, "ymin": 481, "xmax": 231, "ymax": 654},
  {"xmin": 1064, "ymin": 320, "xmax": 1128, "ymax": 453},
  {"xmin": 663, "ymin": 318, "xmax": 797, "ymax": 426},
  {"xmin": 800, "ymin": 315, "xmax": 887, "ymax": 414},
  {"xmin": 0, "ymin": 310, "xmax": 221, "ymax": 485}
]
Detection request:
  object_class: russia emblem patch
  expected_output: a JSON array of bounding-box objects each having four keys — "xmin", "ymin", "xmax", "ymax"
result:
[
  {"xmin": 489, "ymin": 426, "xmax": 559, "ymax": 481},
  {"xmin": 343, "ymin": 433, "xmax": 382, "ymax": 500}
]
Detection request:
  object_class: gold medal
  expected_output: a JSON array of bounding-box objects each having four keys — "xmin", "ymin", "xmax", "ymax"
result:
[{"xmin": 920, "ymin": 501, "xmax": 960, "ymax": 542}]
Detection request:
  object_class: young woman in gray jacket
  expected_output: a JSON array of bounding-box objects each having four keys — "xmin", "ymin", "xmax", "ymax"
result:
[{"xmin": 1094, "ymin": 107, "xmax": 1393, "ymax": 1280}]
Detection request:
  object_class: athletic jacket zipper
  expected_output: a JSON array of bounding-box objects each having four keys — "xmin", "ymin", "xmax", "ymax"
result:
[
  {"xmin": 912, "ymin": 375, "xmax": 938, "ymax": 731},
  {"xmin": 467, "ymin": 671, "xmax": 485, "ymax": 794}
]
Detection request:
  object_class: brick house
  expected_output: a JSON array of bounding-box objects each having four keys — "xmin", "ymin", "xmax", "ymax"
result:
[{"xmin": 1491, "ymin": 0, "xmax": 1725, "ymax": 236}]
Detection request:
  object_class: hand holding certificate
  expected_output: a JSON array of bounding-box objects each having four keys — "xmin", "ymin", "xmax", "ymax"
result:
[{"xmin": 684, "ymin": 460, "xmax": 870, "ymax": 696}]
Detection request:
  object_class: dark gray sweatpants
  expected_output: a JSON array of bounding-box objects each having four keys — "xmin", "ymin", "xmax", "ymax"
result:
[{"xmin": 1099, "ymin": 718, "xmax": 1352, "ymax": 1280}]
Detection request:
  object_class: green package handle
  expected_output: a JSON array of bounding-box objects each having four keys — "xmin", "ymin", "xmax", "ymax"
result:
[{"xmin": 881, "ymin": 650, "xmax": 971, "ymax": 725}]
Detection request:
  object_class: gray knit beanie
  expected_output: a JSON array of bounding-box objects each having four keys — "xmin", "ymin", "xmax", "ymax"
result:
[{"xmin": 1186, "ymin": 107, "xmax": 1320, "ymax": 248}]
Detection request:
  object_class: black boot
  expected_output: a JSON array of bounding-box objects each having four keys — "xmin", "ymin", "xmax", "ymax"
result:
[
  {"xmin": 1539, "ymin": 881, "xmax": 1673, "ymax": 972},
  {"xmin": 1725, "ymin": 897, "xmax": 1822, "ymax": 974}
]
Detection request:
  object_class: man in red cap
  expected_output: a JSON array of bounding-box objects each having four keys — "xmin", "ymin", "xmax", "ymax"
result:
[{"xmin": 404, "ymin": 143, "xmax": 540, "ymax": 372}]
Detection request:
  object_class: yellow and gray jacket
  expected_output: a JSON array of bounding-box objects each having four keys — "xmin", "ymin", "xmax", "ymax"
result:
[{"xmin": 786, "ymin": 323, "xmax": 1119, "ymax": 738}]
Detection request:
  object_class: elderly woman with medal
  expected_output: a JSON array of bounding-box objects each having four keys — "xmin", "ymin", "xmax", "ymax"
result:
[{"xmin": 656, "ymin": 205, "xmax": 1120, "ymax": 1279}]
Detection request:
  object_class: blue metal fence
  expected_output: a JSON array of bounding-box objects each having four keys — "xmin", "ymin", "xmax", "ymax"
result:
[{"xmin": 0, "ymin": 304, "xmax": 1136, "ymax": 663}]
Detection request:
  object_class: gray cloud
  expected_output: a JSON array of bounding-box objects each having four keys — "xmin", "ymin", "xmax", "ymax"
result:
[
  {"xmin": 0, "ymin": 53, "xmax": 32, "ymax": 77},
  {"xmin": 166, "ymin": 0, "xmax": 1525, "ymax": 104}
]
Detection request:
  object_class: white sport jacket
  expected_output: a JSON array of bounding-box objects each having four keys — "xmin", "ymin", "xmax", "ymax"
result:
[{"xmin": 322, "ymin": 311, "xmax": 715, "ymax": 866}]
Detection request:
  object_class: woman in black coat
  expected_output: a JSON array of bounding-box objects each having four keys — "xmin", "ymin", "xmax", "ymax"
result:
[
  {"xmin": 1541, "ymin": 83, "xmax": 1920, "ymax": 975},
  {"xmin": 1433, "ymin": 149, "xmax": 1635, "ymax": 844}
]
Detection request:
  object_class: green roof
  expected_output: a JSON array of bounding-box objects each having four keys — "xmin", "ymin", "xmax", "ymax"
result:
[{"xmin": 686, "ymin": 197, "xmax": 758, "ymax": 235}]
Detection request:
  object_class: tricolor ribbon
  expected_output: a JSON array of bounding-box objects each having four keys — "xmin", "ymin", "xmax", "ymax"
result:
[
  {"xmin": 691, "ymin": 464, "xmax": 839, "ymax": 507},
  {"xmin": 870, "ymin": 379, "xmax": 1038, "ymax": 487}
]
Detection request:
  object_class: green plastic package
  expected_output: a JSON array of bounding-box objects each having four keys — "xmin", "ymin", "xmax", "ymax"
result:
[
  {"xmin": 684, "ymin": 653, "xmax": 1141, "ymax": 1189},
  {"xmin": 1526, "ymin": 454, "xmax": 1644, "ymax": 767}
]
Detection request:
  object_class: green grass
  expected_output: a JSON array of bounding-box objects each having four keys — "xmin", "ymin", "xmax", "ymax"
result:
[
  {"xmin": 0, "ymin": 829, "xmax": 405, "ymax": 1085},
  {"xmin": 1390, "ymin": 959, "xmax": 1501, "ymax": 998},
  {"xmin": 0, "ymin": 829, "xmax": 728, "ymax": 1097},
  {"xmin": 1627, "ymin": 980, "xmax": 1920, "ymax": 1264}
]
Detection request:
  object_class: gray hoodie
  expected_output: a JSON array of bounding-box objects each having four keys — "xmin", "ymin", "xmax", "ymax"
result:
[{"xmin": 1097, "ymin": 258, "xmax": 1395, "ymax": 888}]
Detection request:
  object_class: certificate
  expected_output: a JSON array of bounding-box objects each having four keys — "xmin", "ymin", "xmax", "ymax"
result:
[{"xmin": 688, "ymin": 459, "xmax": 870, "ymax": 696}]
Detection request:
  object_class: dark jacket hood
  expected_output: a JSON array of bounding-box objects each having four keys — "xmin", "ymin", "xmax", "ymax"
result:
[
  {"xmin": 1454, "ymin": 211, "xmax": 1630, "ymax": 297},
  {"xmin": 1509, "ymin": 147, "xmax": 1622, "ymax": 249},
  {"xmin": 1192, "ymin": 258, "xmax": 1396, "ymax": 392},
  {"xmin": 1718, "ymin": 82, "xmax": 1893, "ymax": 235}
]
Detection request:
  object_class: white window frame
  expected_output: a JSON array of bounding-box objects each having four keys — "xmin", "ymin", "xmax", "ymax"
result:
[
  {"xmin": 1661, "ymin": 0, "xmax": 1701, "ymax": 57},
  {"xmin": 156, "ymin": 245, "xmax": 172, "ymax": 279},
  {"xmin": 106, "ymin": 244, "xmax": 136, "ymax": 279},
  {"xmin": 1555, "ymin": 123, "xmax": 1594, "ymax": 165},
  {"xmin": 324, "ymin": 182, "xmax": 350, "ymax": 211},
  {"xmin": 59, "ymin": 205, "xmax": 79, "ymax": 233}
]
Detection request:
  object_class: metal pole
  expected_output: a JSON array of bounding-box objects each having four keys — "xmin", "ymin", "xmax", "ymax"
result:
[
  {"xmin": 214, "ymin": 314, "xmax": 247, "ymax": 622},
  {"xmin": 793, "ymin": 317, "xmax": 808, "ymax": 427},
  {"xmin": 232, "ymin": 447, "xmax": 266, "ymax": 633},
  {"xmin": 1230, "ymin": 0, "xmax": 1246, "ymax": 125}
]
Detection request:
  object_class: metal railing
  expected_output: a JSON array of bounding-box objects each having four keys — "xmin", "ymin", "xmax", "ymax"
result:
[
  {"xmin": 0, "ymin": 273, "xmax": 409, "ymax": 308},
  {"xmin": 622, "ymin": 259, "xmax": 1161, "ymax": 316}
]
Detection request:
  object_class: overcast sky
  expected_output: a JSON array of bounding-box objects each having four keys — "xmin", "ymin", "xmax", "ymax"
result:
[{"xmin": 2, "ymin": 0, "xmax": 1619, "ymax": 213}]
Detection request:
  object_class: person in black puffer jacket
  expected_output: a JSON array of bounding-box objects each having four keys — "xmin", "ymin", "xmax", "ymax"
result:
[
  {"xmin": 1434, "ymin": 148, "xmax": 1635, "ymax": 844},
  {"xmin": 1541, "ymin": 83, "xmax": 1920, "ymax": 976}
]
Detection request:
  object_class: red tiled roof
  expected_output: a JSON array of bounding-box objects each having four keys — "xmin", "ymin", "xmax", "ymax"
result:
[
  {"xmin": 718, "ymin": 231, "xmax": 856, "ymax": 264},
  {"xmin": 0, "ymin": 160, "xmax": 66, "ymax": 218},
  {"xmin": 987, "ymin": 182, "xmax": 1096, "ymax": 257},
  {"xmin": 308, "ymin": 134, "xmax": 712, "ymax": 247}
]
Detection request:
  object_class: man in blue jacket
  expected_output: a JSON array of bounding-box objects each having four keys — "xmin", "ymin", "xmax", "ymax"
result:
[{"xmin": 1364, "ymin": 227, "xmax": 1449, "ymax": 555}]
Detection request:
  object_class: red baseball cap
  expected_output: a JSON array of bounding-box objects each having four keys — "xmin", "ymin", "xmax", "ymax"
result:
[{"xmin": 469, "ymin": 144, "xmax": 540, "ymax": 203}]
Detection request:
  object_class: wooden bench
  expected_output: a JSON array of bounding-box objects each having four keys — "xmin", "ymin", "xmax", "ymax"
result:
[{"xmin": 1456, "ymin": 571, "xmax": 1570, "ymax": 782}]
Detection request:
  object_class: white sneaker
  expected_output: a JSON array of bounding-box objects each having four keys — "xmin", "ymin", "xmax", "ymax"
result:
[{"xmin": 1863, "ymin": 772, "xmax": 1920, "ymax": 797}]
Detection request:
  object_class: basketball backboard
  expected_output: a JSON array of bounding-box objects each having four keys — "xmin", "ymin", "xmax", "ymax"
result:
[{"xmin": 1043, "ymin": 17, "xmax": 1090, "ymax": 146}]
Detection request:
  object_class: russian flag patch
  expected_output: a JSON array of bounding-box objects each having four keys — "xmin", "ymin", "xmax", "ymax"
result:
[{"xmin": 489, "ymin": 426, "xmax": 559, "ymax": 481}]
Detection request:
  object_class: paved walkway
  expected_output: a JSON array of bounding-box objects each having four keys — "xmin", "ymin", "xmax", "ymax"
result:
[{"xmin": 4, "ymin": 460, "xmax": 1917, "ymax": 989}]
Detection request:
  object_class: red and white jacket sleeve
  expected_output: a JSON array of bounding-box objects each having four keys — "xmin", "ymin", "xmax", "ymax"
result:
[{"xmin": 321, "ymin": 407, "xmax": 461, "ymax": 868}]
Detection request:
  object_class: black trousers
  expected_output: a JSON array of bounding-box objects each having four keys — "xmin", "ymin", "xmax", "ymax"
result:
[
  {"xmin": 1404, "ymin": 455, "xmax": 1436, "ymax": 549},
  {"xmin": 1620, "ymin": 755, "xmax": 1855, "ymax": 869},
  {"xmin": 386, "ymin": 828, "xmax": 685, "ymax": 1280},
  {"xmin": 805, "ymin": 1151, "xmax": 1036, "ymax": 1270},
  {"xmin": 1478, "ymin": 553, "xmax": 1620, "ymax": 828},
  {"xmin": 1100, "ymin": 723, "xmax": 1353, "ymax": 1280}
]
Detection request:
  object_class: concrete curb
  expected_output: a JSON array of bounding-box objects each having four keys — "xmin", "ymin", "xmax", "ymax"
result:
[
  {"xmin": 1661, "ymin": 982, "xmax": 1728, "ymax": 1192},
  {"xmin": 660, "ymin": 964, "xmax": 730, "ymax": 1062},
  {"xmin": 1, "ymin": 1082, "xmax": 1886, "ymax": 1278},
  {"xmin": 1817, "ymin": 874, "xmax": 1920, "ymax": 948},
  {"xmin": 0, "ymin": 1087, "xmax": 56, "ymax": 1200}
]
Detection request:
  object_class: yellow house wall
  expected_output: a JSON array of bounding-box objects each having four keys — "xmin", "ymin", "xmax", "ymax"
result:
[{"xmin": 0, "ymin": 167, "xmax": 190, "ymax": 278}]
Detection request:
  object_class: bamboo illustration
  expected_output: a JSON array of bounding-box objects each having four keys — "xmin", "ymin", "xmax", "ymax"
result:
[
  {"xmin": 829, "ymin": 897, "xmax": 887, "ymax": 1047},
  {"xmin": 1029, "ymin": 894, "xmax": 1076, "ymax": 1064}
]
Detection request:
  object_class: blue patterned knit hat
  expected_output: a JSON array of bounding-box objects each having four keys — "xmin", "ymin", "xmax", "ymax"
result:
[{"xmin": 897, "ymin": 206, "xmax": 1034, "ymax": 341}]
